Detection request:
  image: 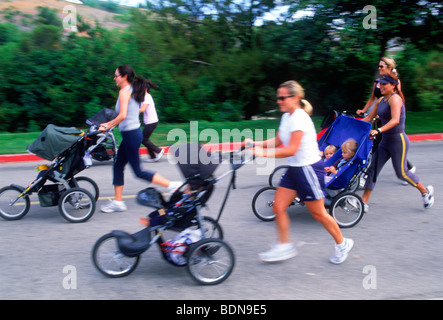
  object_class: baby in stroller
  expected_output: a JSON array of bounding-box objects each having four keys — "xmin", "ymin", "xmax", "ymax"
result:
[
  {"xmin": 92, "ymin": 143, "xmax": 252, "ymax": 285},
  {"xmin": 324, "ymin": 138, "xmax": 358, "ymax": 183}
]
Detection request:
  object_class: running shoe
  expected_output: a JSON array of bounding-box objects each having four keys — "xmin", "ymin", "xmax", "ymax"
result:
[
  {"xmin": 100, "ymin": 199, "xmax": 127, "ymax": 213},
  {"xmin": 167, "ymin": 181, "xmax": 182, "ymax": 194},
  {"xmin": 329, "ymin": 238, "xmax": 354, "ymax": 264},
  {"xmin": 259, "ymin": 243, "xmax": 297, "ymax": 262},
  {"xmin": 422, "ymin": 185, "xmax": 434, "ymax": 209}
]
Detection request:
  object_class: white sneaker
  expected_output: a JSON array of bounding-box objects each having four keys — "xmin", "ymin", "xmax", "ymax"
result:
[
  {"xmin": 155, "ymin": 148, "xmax": 164, "ymax": 161},
  {"xmin": 167, "ymin": 181, "xmax": 182, "ymax": 194},
  {"xmin": 422, "ymin": 185, "xmax": 434, "ymax": 209},
  {"xmin": 363, "ymin": 202, "xmax": 369, "ymax": 213},
  {"xmin": 329, "ymin": 238, "xmax": 354, "ymax": 264},
  {"xmin": 100, "ymin": 199, "xmax": 127, "ymax": 213},
  {"xmin": 259, "ymin": 243, "xmax": 297, "ymax": 262}
]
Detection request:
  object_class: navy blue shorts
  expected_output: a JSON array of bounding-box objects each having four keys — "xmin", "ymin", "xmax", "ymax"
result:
[{"xmin": 279, "ymin": 160, "xmax": 326, "ymax": 201}]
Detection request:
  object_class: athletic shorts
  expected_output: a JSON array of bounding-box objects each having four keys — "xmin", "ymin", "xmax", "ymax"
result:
[{"xmin": 279, "ymin": 160, "xmax": 325, "ymax": 202}]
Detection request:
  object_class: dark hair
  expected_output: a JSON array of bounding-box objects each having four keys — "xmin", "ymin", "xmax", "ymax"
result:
[
  {"xmin": 117, "ymin": 65, "xmax": 146, "ymax": 103},
  {"xmin": 385, "ymin": 71, "xmax": 405, "ymax": 103},
  {"xmin": 145, "ymin": 79, "xmax": 159, "ymax": 93}
]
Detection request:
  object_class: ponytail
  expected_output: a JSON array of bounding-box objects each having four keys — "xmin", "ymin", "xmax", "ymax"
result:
[
  {"xmin": 132, "ymin": 76, "xmax": 146, "ymax": 103},
  {"xmin": 145, "ymin": 79, "xmax": 159, "ymax": 93}
]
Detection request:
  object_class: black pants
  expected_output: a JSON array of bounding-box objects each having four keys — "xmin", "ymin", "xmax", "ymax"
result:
[{"xmin": 142, "ymin": 122, "xmax": 161, "ymax": 159}]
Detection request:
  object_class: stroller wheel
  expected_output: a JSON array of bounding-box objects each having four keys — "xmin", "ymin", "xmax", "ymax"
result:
[
  {"xmin": 329, "ymin": 192, "xmax": 364, "ymax": 228},
  {"xmin": 187, "ymin": 238, "xmax": 235, "ymax": 285},
  {"xmin": 58, "ymin": 187, "xmax": 95, "ymax": 223},
  {"xmin": 0, "ymin": 186, "xmax": 30, "ymax": 221},
  {"xmin": 269, "ymin": 165, "xmax": 289, "ymax": 187},
  {"xmin": 91, "ymin": 233, "xmax": 140, "ymax": 278},
  {"xmin": 189, "ymin": 216, "xmax": 224, "ymax": 239},
  {"xmin": 252, "ymin": 186, "xmax": 277, "ymax": 221},
  {"xmin": 68, "ymin": 176, "xmax": 99, "ymax": 202}
]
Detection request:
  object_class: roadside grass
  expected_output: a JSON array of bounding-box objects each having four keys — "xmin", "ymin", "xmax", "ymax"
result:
[{"xmin": 0, "ymin": 111, "xmax": 442, "ymax": 155}]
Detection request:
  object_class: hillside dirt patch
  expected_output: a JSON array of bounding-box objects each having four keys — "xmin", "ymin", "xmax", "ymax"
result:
[{"xmin": 0, "ymin": 0, "xmax": 128, "ymax": 29}]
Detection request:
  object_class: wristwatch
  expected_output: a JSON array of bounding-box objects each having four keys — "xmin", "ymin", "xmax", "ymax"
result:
[{"xmin": 377, "ymin": 128, "xmax": 382, "ymax": 134}]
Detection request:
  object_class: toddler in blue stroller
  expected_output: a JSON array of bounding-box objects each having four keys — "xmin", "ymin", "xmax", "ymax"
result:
[{"xmin": 252, "ymin": 115, "xmax": 375, "ymax": 228}]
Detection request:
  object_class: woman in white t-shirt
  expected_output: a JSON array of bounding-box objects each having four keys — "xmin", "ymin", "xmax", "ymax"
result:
[
  {"xmin": 247, "ymin": 81, "xmax": 353, "ymax": 264},
  {"xmin": 139, "ymin": 80, "xmax": 164, "ymax": 162}
]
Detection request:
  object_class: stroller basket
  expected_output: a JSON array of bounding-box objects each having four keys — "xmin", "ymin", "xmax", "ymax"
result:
[{"xmin": 38, "ymin": 184, "xmax": 64, "ymax": 207}]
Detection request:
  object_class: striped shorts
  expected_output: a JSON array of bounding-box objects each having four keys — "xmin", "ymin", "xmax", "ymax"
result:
[{"xmin": 279, "ymin": 160, "xmax": 326, "ymax": 202}]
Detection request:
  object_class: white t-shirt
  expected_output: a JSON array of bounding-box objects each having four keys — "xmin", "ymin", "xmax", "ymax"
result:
[
  {"xmin": 142, "ymin": 93, "xmax": 159, "ymax": 124},
  {"xmin": 278, "ymin": 108, "xmax": 321, "ymax": 166}
]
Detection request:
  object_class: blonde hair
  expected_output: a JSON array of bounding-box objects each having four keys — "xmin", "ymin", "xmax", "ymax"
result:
[
  {"xmin": 279, "ymin": 80, "xmax": 305, "ymax": 99},
  {"xmin": 279, "ymin": 81, "xmax": 314, "ymax": 115},
  {"xmin": 341, "ymin": 138, "xmax": 358, "ymax": 154},
  {"xmin": 301, "ymin": 99, "xmax": 313, "ymax": 115},
  {"xmin": 325, "ymin": 145, "xmax": 338, "ymax": 153},
  {"xmin": 381, "ymin": 56, "xmax": 399, "ymax": 77}
]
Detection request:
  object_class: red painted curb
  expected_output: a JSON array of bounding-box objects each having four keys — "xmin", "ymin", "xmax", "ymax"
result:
[{"xmin": 0, "ymin": 135, "xmax": 441, "ymax": 163}]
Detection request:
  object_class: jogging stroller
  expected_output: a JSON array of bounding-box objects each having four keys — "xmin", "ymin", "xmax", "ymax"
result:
[
  {"xmin": 85, "ymin": 108, "xmax": 118, "ymax": 162},
  {"xmin": 252, "ymin": 115, "xmax": 374, "ymax": 228},
  {"xmin": 91, "ymin": 143, "xmax": 253, "ymax": 285},
  {"xmin": 0, "ymin": 124, "xmax": 99, "ymax": 223}
]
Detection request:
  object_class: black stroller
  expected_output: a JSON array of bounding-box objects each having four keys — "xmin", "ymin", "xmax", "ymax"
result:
[
  {"xmin": 85, "ymin": 108, "xmax": 118, "ymax": 162},
  {"xmin": 91, "ymin": 143, "xmax": 253, "ymax": 285},
  {"xmin": 0, "ymin": 124, "xmax": 100, "ymax": 223}
]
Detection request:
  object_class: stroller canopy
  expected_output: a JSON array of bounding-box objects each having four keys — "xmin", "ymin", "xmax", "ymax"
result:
[
  {"xmin": 171, "ymin": 143, "xmax": 221, "ymax": 190},
  {"xmin": 86, "ymin": 108, "xmax": 118, "ymax": 126},
  {"xmin": 27, "ymin": 124, "xmax": 83, "ymax": 161}
]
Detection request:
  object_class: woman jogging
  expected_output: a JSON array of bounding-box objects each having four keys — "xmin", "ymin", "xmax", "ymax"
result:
[
  {"xmin": 247, "ymin": 80, "xmax": 353, "ymax": 264},
  {"xmin": 140, "ymin": 79, "xmax": 164, "ymax": 162},
  {"xmin": 361, "ymin": 73, "xmax": 434, "ymax": 211},
  {"xmin": 99, "ymin": 65, "xmax": 180, "ymax": 213}
]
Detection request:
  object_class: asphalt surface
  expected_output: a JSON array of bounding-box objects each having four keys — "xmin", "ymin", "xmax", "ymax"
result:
[{"xmin": 0, "ymin": 140, "xmax": 442, "ymax": 301}]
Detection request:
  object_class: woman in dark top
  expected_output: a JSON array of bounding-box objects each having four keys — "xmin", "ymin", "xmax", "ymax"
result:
[{"xmin": 361, "ymin": 73, "xmax": 434, "ymax": 212}]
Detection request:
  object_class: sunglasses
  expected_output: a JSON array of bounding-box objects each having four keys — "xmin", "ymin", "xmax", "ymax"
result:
[
  {"xmin": 114, "ymin": 74, "xmax": 121, "ymax": 78},
  {"xmin": 378, "ymin": 65, "xmax": 388, "ymax": 68},
  {"xmin": 277, "ymin": 95, "xmax": 294, "ymax": 101}
]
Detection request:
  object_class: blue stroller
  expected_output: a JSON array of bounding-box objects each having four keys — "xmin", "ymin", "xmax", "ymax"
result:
[
  {"xmin": 252, "ymin": 115, "xmax": 374, "ymax": 228},
  {"xmin": 91, "ymin": 143, "xmax": 253, "ymax": 285}
]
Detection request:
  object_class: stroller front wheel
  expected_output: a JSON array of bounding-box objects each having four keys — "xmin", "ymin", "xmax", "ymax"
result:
[
  {"xmin": 329, "ymin": 192, "xmax": 364, "ymax": 228},
  {"xmin": 187, "ymin": 238, "xmax": 235, "ymax": 285},
  {"xmin": 58, "ymin": 187, "xmax": 96, "ymax": 223},
  {"xmin": 252, "ymin": 186, "xmax": 277, "ymax": 221},
  {"xmin": 91, "ymin": 233, "xmax": 140, "ymax": 278},
  {"xmin": 0, "ymin": 186, "xmax": 30, "ymax": 221}
]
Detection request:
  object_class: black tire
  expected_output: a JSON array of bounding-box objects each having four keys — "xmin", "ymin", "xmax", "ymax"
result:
[
  {"xmin": 187, "ymin": 238, "xmax": 235, "ymax": 285},
  {"xmin": 189, "ymin": 216, "xmax": 224, "ymax": 239},
  {"xmin": 269, "ymin": 165, "xmax": 289, "ymax": 187},
  {"xmin": 0, "ymin": 186, "xmax": 30, "ymax": 221},
  {"xmin": 91, "ymin": 233, "xmax": 140, "ymax": 278},
  {"xmin": 58, "ymin": 187, "xmax": 95, "ymax": 223},
  {"xmin": 252, "ymin": 186, "xmax": 276, "ymax": 221},
  {"xmin": 329, "ymin": 192, "xmax": 364, "ymax": 228},
  {"xmin": 69, "ymin": 176, "xmax": 99, "ymax": 201}
]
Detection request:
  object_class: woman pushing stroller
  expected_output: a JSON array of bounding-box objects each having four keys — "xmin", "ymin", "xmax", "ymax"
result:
[
  {"xmin": 360, "ymin": 73, "xmax": 434, "ymax": 211},
  {"xmin": 246, "ymin": 80, "xmax": 353, "ymax": 264},
  {"xmin": 99, "ymin": 65, "xmax": 181, "ymax": 213}
]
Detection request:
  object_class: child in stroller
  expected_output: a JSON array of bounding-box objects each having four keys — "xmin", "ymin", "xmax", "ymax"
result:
[{"xmin": 91, "ymin": 143, "xmax": 254, "ymax": 285}]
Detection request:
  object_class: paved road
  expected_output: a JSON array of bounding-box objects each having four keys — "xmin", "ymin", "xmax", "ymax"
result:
[{"xmin": 0, "ymin": 141, "xmax": 442, "ymax": 301}]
